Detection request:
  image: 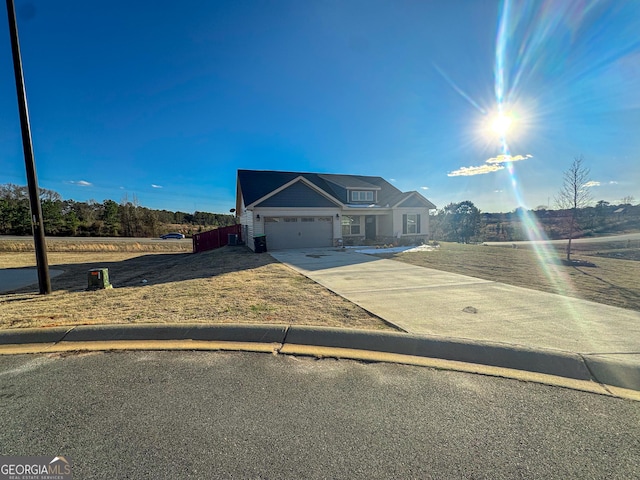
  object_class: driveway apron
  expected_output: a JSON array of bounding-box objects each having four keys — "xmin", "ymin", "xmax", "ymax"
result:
[{"xmin": 270, "ymin": 248, "xmax": 640, "ymax": 371}]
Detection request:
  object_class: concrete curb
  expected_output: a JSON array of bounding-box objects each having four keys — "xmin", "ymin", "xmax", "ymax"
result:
[{"xmin": 0, "ymin": 323, "xmax": 637, "ymax": 393}]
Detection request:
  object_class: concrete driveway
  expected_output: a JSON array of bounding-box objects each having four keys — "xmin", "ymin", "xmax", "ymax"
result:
[
  {"xmin": 0, "ymin": 268, "xmax": 64, "ymax": 293},
  {"xmin": 270, "ymin": 247, "xmax": 640, "ymax": 380}
]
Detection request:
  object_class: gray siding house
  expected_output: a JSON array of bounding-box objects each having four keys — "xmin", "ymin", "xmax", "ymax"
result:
[{"xmin": 236, "ymin": 169, "xmax": 436, "ymax": 251}]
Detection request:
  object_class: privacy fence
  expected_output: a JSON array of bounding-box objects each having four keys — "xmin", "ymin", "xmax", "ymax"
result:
[{"xmin": 192, "ymin": 224, "xmax": 242, "ymax": 253}]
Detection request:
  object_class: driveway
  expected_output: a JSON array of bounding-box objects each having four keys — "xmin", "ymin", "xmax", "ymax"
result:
[
  {"xmin": 0, "ymin": 268, "xmax": 64, "ymax": 293},
  {"xmin": 270, "ymin": 248, "xmax": 640, "ymax": 376}
]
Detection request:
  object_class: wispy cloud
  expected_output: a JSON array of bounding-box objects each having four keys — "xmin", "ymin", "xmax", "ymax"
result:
[
  {"xmin": 151, "ymin": 184, "xmax": 163, "ymax": 188},
  {"xmin": 609, "ymin": 180, "xmax": 619, "ymax": 185},
  {"xmin": 448, "ymin": 164, "xmax": 504, "ymax": 177},
  {"xmin": 584, "ymin": 181, "xmax": 601, "ymax": 188},
  {"xmin": 494, "ymin": 189, "xmax": 503, "ymax": 193},
  {"xmin": 69, "ymin": 180, "xmax": 92, "ymax": 187},
  {"xmin": 389, "ymin": 178, "xmax": 397, "ymax": 182},
  {"xmin": 421, "ymin": 186, "xmax": 429, "ymax": 190},
  {"xmin": 485, "ymin": 154, "xmax": 533, "ymax": 164},
  {"xmin": 448, "ymin": 154, "xmax": 532, "ymax": 178}
]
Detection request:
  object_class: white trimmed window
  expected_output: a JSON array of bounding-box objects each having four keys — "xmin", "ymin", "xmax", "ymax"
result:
[
  {"xmin": 350, "ymin": 191, "xmax": 374, "ymax": 202},
  {"xmin": 341, "ymin": 215, "xmax": 361, "ymax": 235},
  {"xmin": 402, "ymin": 214, "xmax": 421, "ymax": 234}
]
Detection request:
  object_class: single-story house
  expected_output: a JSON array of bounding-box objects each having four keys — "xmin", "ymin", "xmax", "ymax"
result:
[{"xmin": 236, "ymin": 169, "xmax": 437, "ymax": 251}]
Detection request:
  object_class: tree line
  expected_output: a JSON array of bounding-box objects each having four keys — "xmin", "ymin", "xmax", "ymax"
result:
[
  {"xmin": 0, "ymin": 184, "xmax": 236, "ymax": 237},
  {"xmin": 430, "ymin": 198, "xmax": 639, "ymax": 244}
]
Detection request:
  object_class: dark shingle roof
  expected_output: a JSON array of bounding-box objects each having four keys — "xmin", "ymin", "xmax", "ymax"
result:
[{"xmin": 237, "ymin": 169, "xmax": 434, "ymax": 208}]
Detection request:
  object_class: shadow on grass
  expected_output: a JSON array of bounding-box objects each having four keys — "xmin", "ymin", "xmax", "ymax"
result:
[
  {"xmin": 571, "ymin": 265, "xmax": 640, "ymax": 307},
  {"xmin": 6, "ymin": 246, "xmax": 279, "ymax": 294}
]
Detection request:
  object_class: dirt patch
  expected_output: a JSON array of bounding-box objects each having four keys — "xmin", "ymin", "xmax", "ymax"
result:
[{"xmin": 0, "ymin": 246, "xmax": 394, "ymax": 331}]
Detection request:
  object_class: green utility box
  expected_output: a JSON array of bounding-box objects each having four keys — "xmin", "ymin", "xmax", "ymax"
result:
[{"xmin": 87, "ymin": 268, "xmax": 112, "ymax": 290}]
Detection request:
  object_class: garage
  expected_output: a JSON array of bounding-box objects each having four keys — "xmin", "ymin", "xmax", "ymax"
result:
[{"xmin": 264, "ymin": 216, "xmax": 333, "ymax": 250}]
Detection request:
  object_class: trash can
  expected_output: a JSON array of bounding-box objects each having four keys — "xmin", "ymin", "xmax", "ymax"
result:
[
  {"xmin": 253, "ymin": 234, "xmax": 267, "ymax": 253},
  {"xmin": 228, "ymin": 233, "xmax": 238, "ymax": 246}
]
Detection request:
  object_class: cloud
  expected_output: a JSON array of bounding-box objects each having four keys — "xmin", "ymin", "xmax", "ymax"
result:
[
  {"xmin": 70, "ymin": 180, "xmax": 92, "ymax": 187},
  {"xmin": 494, "ymin": 189, "xmax": 503, "ymax": 193},
  {"xmin": 389, "ymin": 178, "xmax": 397, "ymax": 182},
  {"xmin": 448, "ymin": 164, "xmax": 505, "ymax": 177},
  {"xmin": 421, "ymin": 186, "xmax": 429, "ymax": 190},
  {"xmin": 485, "ymin": 154, "xmax": 533, "ymax": 164},
  {"xmin": 448, "ymin": 153, "xmax": 532, "ymax": 179},
  {"xmin": 151, "ymin": 184, "xmax": 163, "ymax": 188},
  {"xmin": 584, "ymin": 181, "xmax": 601, "ymax": 188},
  {"xmin": 609, "ymin": 181, "xmax": 618, "ymax": 185}
]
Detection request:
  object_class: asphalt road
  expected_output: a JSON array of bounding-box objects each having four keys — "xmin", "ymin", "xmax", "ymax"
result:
[
  {"xmin": 1, "ymin": 351, "xmax": 638, "ymax": 479},
  {"xmin": 483, "ymin": 232, "xmax": 640, "ymax": 246}
]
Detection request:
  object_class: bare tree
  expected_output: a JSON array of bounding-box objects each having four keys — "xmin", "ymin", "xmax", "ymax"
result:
[
  {"xmin": 620, "ymin": 195, "xmax": 635, "ymax": 206},
  {"xmin": 555, "ymin": 156, "xmax": 592, "ymax": 262}
]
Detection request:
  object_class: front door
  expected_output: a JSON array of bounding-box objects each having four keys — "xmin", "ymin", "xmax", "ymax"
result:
[{"xmin": 365, "ymin": 215, "xmax": 376, "ymax": 240}]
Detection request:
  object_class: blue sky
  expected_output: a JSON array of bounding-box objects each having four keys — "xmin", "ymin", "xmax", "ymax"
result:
[{"xmin": 1, "ymin": 0, "xmax": 639, "ymax": 214}]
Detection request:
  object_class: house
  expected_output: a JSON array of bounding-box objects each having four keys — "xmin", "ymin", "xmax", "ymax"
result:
[{"xmin": 236, "ymin": 169, "xmax": 437, "ymax": 251}]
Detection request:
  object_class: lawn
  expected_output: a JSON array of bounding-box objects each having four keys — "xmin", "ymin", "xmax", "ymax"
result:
[
  {"xmin": 0, "ymin": 242, "xmax": 394, "ymax": 331},
  {"xmin": 377, "ymin": 241, "xmax": 640, "ymax": 312}
]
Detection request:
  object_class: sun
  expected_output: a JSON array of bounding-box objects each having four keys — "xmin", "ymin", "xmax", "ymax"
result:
[{"xmin": 491, "ymin": 113, "xmax": 513, "ymax": 136}]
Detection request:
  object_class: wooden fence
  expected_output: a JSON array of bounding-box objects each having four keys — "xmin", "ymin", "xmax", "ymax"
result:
[{"xmin": 192, "ymin": 224, "xmax": 242, "ymax": 253}]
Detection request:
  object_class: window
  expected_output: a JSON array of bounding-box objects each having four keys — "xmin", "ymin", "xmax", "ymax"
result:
[
  {"xmin": 403, "ymin": 214, "xmax": 420, "ymax": 234},
  {"xmin": 301, "ymin": 217, "xmax": 315, "ymax": 222},
  {"xmin": 284, "ymin": 217, "xmax": 298, "ymax": 222},
  {"xmin": 350, "ymin": 191, "xmax": 374, "ymax": 202},
  {"xmin": 341, "ymin": 215, "xmax": 361, "ymax": 235}
]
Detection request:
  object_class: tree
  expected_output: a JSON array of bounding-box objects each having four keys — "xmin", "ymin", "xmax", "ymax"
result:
[
  {"xmin": 594, "ymin": 200, "xmax": 610, "ymax": 229},
  {"xmin": 620, "ymin": 195, "xmax": 635, "ymax": 206},
  {"xmin": 555, "ymin": 156, "xmax": 592, "ymax": 262},
  {"xmin": 436, "ymin": 200, "xmax": 481, "ymax": 243}
]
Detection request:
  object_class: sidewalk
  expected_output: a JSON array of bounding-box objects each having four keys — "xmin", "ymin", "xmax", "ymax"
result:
[{"xmin": 270, "ymin": 247, "xmax": 640, "ymax": 391}]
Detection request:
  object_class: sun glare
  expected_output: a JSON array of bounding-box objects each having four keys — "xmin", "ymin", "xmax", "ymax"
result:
[{"xmin": 491, "ymin": 113, "xmax": 513, "ymax": 136}]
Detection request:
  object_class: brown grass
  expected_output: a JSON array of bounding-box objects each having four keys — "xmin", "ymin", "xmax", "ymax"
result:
[
  {"xmin": 377, "ymin": 242, "xmax": 640, "ymax": 311},
  {"xmin": 0, "ymin": 246, "xmax": 393, "ymax": 331},
  {"xmin": 0, "ymin": 238, "xmax": 192, "ymax": 253}
]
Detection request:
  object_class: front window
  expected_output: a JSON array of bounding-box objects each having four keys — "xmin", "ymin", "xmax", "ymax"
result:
[
  {"xmin": 342, "ymin": 215, "xmax": 361, "ymax": 235},
  {"xmin": 403, "ymin": 214, "xmax": 420, "ymax": 234},
  {"xmin": 351, "ymin": 191, "xmax": 374, "ymax": 202}
]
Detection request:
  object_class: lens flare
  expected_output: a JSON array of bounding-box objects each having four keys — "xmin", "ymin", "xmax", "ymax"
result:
[
  {"xmin": 491, "ymin": 113, "xmax": 513, "ymax": 136},
  {"xmin": 494, "ymin": 0, "xmax": 579, "ymax": 305}
]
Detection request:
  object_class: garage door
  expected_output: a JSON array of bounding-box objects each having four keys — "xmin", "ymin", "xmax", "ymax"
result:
[{"xmin": 264, "ymin": 216, "xmax": 333, "ymax": 250}]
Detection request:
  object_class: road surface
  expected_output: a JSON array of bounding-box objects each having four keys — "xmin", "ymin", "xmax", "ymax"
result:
[
  {"xmin": 484, "ymin": 232, "xmax": 640, "ymax": 246},
  {"xmin": 1, "ymin": 351, "xmax": 638, "ymax": 479}
]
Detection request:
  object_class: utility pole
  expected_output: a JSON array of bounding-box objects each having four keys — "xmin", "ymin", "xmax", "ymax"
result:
[{"xmin": 6, "ymin": 0, "xmax": 51, "ymax": 294}]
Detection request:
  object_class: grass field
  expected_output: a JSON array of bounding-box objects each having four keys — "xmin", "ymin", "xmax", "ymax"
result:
[
  {"xmin": 0, "ymin": 237, "xmax": 193, "ymax": 253},
  {"xmin": 377, "ymin": 241, "xmax": 640, "ymax": 312},
  {"xmin": 0, "ymin": 241, "xmax": 393, "ymax": 331},
  {"xmin": 2, "ymin": 236, "xmax": 638, "ymax": 331}
]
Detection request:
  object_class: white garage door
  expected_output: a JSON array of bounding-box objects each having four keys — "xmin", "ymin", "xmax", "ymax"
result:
[{"xmin": 264, "ymin": 216, "xmax": 333, "ymax": 250}]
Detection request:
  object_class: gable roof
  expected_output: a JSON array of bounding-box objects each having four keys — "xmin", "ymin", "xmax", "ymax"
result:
[{"xmin": 237, "ymin": 169, "xmax": 436, "ymax": 210}]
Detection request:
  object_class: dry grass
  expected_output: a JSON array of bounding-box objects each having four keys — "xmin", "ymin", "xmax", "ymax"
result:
[
  {"xmin": 0, "ymin": 246, "xmax": 393, "ymax": 331},
  {"xmin": 378, "ymin": 242, "xmax": 640, "ymax": 311},
  {"xmin": 0, "ymin": 238, "xmax": 192, "ymax": 253}
]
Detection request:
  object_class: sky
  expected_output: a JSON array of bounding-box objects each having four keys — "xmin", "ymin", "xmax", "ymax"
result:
[{"xmin": 1, "ymin": 0, "xmax": 639, "ymax": 214}]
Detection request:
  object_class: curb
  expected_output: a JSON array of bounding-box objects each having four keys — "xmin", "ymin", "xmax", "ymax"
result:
[{"xmin": 0, "ymin": 323, "xmax": 638, "ymax": 394}]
